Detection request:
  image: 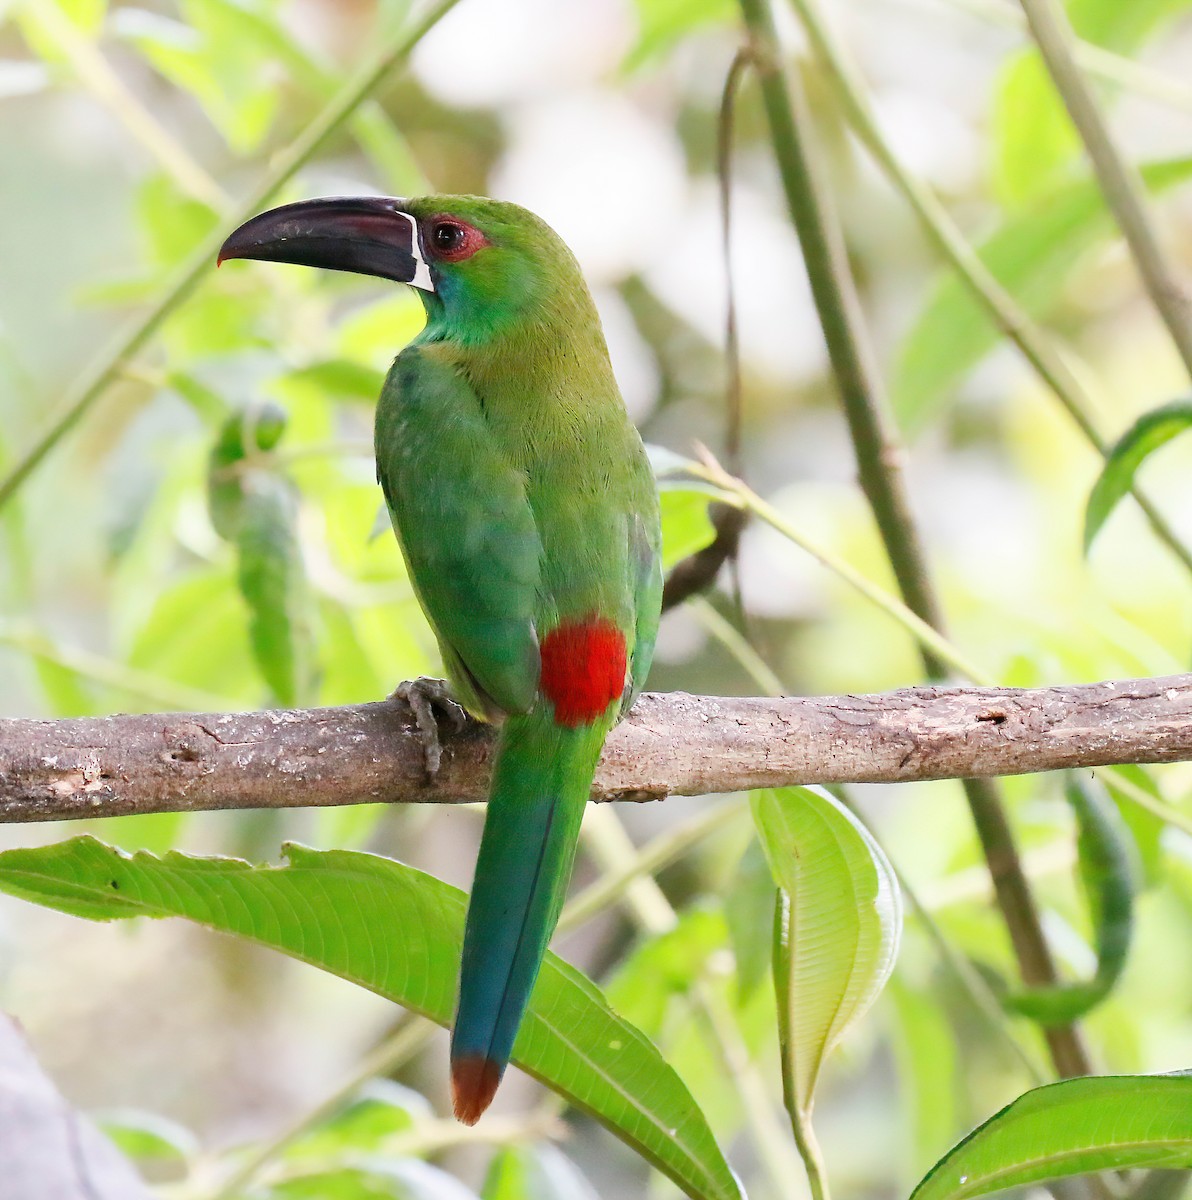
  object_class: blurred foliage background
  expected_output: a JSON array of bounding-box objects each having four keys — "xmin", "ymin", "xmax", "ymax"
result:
[{"xmin": 2, "ymin": 0, "xmax": 1192, "ymax": 1196}]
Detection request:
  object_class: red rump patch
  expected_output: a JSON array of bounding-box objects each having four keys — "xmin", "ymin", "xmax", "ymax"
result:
[{"xmin": 539, "ymin": 617, "xmax": 628, "ymax": 728}]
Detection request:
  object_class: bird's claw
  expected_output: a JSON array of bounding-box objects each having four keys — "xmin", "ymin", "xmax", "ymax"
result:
[{"xmin": 394, "ymin": 677, "xmax": 467, "ymax": 777}]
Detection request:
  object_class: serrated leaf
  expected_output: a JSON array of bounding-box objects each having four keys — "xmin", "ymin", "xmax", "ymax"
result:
[
  {"xmin": 1084, "ymin": 398, "xmax": 1192, "ymax": 552},
  {"xmin": 1003, "ymin": 775, "xmax": 1134, "ymax": 1024},
  {"xmin": 893, "ymin": 158, "xmax": 1192, "ymax": 433},
  {"xmin": 753, "ymin": 787, "xmax": 901, "ymax": 1113},
  {"xmin": 911, "ymin": 1073, "xmax": 1192, "ymax": 1200},
  {"xmin": 0, "ymin": 839, "xmax": 742, "ymax": 1200}
]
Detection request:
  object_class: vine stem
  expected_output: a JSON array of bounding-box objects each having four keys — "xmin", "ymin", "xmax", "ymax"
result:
[
  {"xmin": 0, "ymin": 0, "xmax": 461, "ymax": 513},
  {"xmin": 1019, "ymin": 0, "xmax": 1192, "ymax": 379},
  {"xmin": 688, "ymin": 458, "xmax": 991, "ymax": 683},
  {"xmin": 736, "ymin": 0, "xmax": 1092, "ymax": 1082},
  {"xmin": 927, "ymin": 0, "xmax": 1192, "ymax": 112},
  {"xmin": 784, "ymin": 0, "xmax": 1192, "ymax": 576},
  {"xmin": 201, "ymin": 1018, "xmax": 436, "ymax": 1200},
  {"xmin": 580, "ymin": 805, "xmax": 806, "ymax": 1199},
  {"xmin": 699, "ymin": 586, "xmax": 1052, "ymax": 1086},
  {"xmin": 23, "ymin": 0, "xmax": 228, "ymax": 208}
]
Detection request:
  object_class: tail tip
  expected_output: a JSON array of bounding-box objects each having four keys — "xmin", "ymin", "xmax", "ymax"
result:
[{"xmin": 451, "ymin": 1055, "xmax": 503, "ymax": 1125}]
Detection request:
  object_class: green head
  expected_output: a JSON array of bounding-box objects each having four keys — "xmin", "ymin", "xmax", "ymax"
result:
[{"xmin": 219, "ymin": 194, "xmax": 595, "ymax": 345}]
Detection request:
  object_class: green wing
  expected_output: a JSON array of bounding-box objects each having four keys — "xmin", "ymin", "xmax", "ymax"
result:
[
  {"xmin": 626, "ymin": 488, "xmax": 662, "ymax": 710},
  {"xmin": 376, "ymin": 346, "xmax": 542, "ymax": 717}
]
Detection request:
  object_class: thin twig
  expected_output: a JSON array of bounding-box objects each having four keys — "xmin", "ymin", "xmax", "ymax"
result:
[
  {"xmin": 203, "ymin": 1018, "xmax": 436, "ymax": 1200},
  {"xmin": 5, "ymin": 676, "xmax": 1192, "ymax": 820},
  {"xmin": 718, "ymin": 47, "xmax": 755, "ymax": 478},
  {"xmin": 688, "ymin": 457, "xmax": 990, "ymax": 682},
  {"xmin": 787, "ymin": 0, "xmax": 1192, "ymax": 574},
  {"xmin": 914, "ymin": 0, "xmax": 1192, "ymax": 112},
  {"xmin": 560, "ymin": 799, "xmax": 748, "ymax": 934},
  {"xmin": 0, "ymin": 622, "xmax": 237, "ymax": 714},
  {"xmin": 581, "ymin": 805, "xmax": 803, "ymax": 1198},
  {"xmin": 1019, "ymin": 0, "xmax": 1192, "ymax": 377},
  {"xmin": 23, "ymin": 0, "xmax": 228, "ymax": 208},
  {"xmin": 738, "ymin": 0, "xmax": 1091, "ymax": 1078},
  {"xmin": 0, "ymin": 0, "xmax": 461, "ymax": 513},
  {"xmin": 706, "ymin": 591, "xmax": 1055, "ymax": 1082},
  {"xmin": 659, "ymin": 49, "xmax": 757, "ymax": 614}
]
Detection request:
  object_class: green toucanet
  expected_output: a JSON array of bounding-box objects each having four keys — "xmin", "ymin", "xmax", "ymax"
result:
[{"xmin": 219, "ymin": 195, "xmax": 663, "ymax": 1123}]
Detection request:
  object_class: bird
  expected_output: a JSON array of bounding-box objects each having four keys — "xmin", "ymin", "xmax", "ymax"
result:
[{"xmin": 218, "ymin": 195, "xmax": 663, "ymax": 1124}]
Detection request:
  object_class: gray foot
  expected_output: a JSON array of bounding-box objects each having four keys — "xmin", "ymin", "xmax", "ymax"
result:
[{"xmin": 394, "ymin": 677, "xmax": 468, "ymax": 777}]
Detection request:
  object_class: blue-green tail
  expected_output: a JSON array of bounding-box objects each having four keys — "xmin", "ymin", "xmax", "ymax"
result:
[{"xmin": 449, "ymin": 707, "xmax": 606, "ymax": 1123}]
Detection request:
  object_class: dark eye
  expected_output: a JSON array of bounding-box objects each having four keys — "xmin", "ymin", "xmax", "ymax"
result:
[
  {"xmin": 425, "ymin": 217, "xmax": 488, "ymax": 263},
  {"xmin": 431, "ymin": 221, "xmax": 466, "ymax": 253}
]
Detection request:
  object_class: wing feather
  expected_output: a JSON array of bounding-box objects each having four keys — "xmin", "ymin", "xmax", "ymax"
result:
[{"xmin": 376, "ymin": 346, "xmax": 542, "ymax": 717}]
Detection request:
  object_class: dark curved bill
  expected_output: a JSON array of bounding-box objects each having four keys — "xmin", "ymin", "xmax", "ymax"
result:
[{"xmin": 218, "ymin": 196, "xmax": 433, "ymax": 291}]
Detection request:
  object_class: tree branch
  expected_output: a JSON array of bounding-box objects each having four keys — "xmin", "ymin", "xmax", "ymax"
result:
[{"xmin": 3, "ymin": 675, "xmax": 1192, "ymax": 823}]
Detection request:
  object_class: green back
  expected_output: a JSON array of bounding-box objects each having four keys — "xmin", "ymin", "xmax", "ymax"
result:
[{"xmin": 374, "ymin": 200, "xmax": 661, "ymax": 718}]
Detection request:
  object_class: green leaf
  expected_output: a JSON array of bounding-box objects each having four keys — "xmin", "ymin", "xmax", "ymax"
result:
[
  {"xmin": 659, "ymin": 489, "xmax": 718, "ymax": 569},
  {"xmin": 910, "ymin": 1073, "xmax": 1192, "ymax": 1200},
  {"xmin": 1101, "ymin": 764, "xmax": 1166, "ymax": 886},
  {"xmin": 113, "ymin": 5, "xmax": 280, "ymax": 152},
  {"xmin": 1003, "ymin": 775, "xmax": 1134, "ymax": 1024},
  {"xmin": 126, "ymin": 569, "xmax": 260, "ymax": 702},
  {"xmin": 753, "ymin": 787, "xmax": 901, "ymax": 1113},
  {"xmin": 15, "ymin": 0, "xmax": 106, "ymax": 66},
  {"xmin": 208, "ymin": 403, "xmax": 288, "ymax": 539},
  {"xmin": 893, "ymin": 158, "xmax": 1192, "ymax": 433},
  {"xmin": 0, "ymin": 839, "xmax": 742, "ymax": 1200},
  {"xmin": 605, "ymin": 906, "xmax": 728, "ymax": 1037},
  {"xmin": 281, "ymin": 360, "xmax": 388, "ymax": 406},
  {"xmin": 207, "ymin": 406, "xmax": 316, "ymax": 705},
  {"xmin": 481, "ymin": 1145, "xmax": 600, "ymax": 1200},
  {"xmin": 889, "ymin": 975, "xmax": 958, "ymax": 1179},
  {"xmin": 284, "ymin": 1080, "xmax": 427, "ymax": 1160},
  {"xmin": 236, "ymin": 479, "xmax": 316, "ymax": 706},
  {"xmin": 991, "ymin": 53, "xmax": 1080, "ymax": 207},
  {"xmin": 271, "ymin": 1160, "xmax": 481, "ymax": 1200},
  {"xmin": 1084, "ymin": 398, "xmax": 1192, "ymax": 552},
  {"xmin": 138, "ymin": 174, "xmax": 219, "ymax": 269},
  {"xmin": 992, "ymin": 0, "xmax": 1189, "ymax": 206},
  {"xmin": 623, "ymin": 0, "xmax": 734, "ymax": 72},
  {"xmin": 96, "ymin": 1109, "xmax": 199, "ymax": 1163},
  {"xmin": 723, "ymin": 837, "xmax": 776, "ymax": 1002}
]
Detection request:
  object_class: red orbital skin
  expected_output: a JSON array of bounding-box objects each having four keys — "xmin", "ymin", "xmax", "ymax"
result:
[{"xmin": 538, "ymin": 617, "xmax": 628, "ymax": 728}]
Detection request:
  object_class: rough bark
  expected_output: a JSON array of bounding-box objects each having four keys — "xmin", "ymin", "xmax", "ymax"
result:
[{"xmin": 2, "ymin": 675, "xmax": 1190, "ymax": 822}]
